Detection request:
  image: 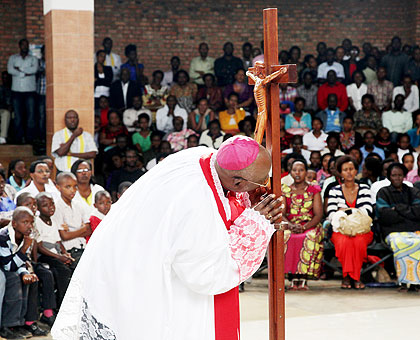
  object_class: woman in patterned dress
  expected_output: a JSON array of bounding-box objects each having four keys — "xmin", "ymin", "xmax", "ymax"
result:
[{"xmin": 282, "ymin": 159, "xmax": 324, "ymax": 290}]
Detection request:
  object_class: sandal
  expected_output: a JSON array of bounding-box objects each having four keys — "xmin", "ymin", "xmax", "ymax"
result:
[
  {"xmin": 353, "ymin": 280, "xmax": 365, "ymax": 290},
  {"xmin": 341, "ymin": 276, "xmax": 351, "ymax": 289},
  {"xmin": 298, "ymin": 279, "xmax": 309, "ymax": 291},
  {"xmin": 289, "ymin": 278, "xmax": 299, "ymax": 291}
]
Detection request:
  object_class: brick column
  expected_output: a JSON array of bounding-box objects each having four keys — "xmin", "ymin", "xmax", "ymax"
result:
[{"xmin": 44, "ymin": 0, "xmax": 94, "ymax": 158}]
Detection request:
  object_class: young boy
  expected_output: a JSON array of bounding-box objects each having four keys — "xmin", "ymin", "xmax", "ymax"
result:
[
  {"xmin": 16, "ymin": 193, "xmax": 58, "ymax": 329},
  {"xmin": 87, "ymin": 191, "xmax": 112, "ymax": 243},
  {"xmin": 54, "ymin": 172, "xmax": 91, "ymax": 270},
  {"xmin": 0, "ymin": 207, "xmax": 47, "ymax": 337},
  {"xmin": 35, "ymin": 192, "xmax": 73, "ymax": 310}
]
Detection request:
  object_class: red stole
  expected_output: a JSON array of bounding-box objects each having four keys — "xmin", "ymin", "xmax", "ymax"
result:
[{"xmin": 199, "ymin": 154, "xmax": 244, "ymax": 340}]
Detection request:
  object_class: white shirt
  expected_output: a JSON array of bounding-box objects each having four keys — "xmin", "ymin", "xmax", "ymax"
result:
[
  {"xmin": 393, "ymin": 85, "xmax": 420, "ymax": 114},
  {"xmin": 156, "ymin": 105, "xmax": 188, "ymax": 133},
  {"xmin": 72, "ymin": 184, "xmax": 105, "ymax": 215},
  {"xmin": 346, "ymin": 83, "xmax": 368, "ymax": 111},
  {"xmin": 303, "ymin": 130, "xmax": 328, "ymax": 151},
  {"xmin": 382, "ymin": 110, "xmax": 413, "ymax": 134},
  {"xmin": 104, "ymin": 52, "xmax": 122, "ymax": 80},
  {"xmin": 54, "ymin": 196, "xmax": 90, "ymax": 251},
  {"xmin": 35, "ymin": 216, "xmax": 62, "ymax": 254},
  {"xmin": 189, "ymin": 56, "xmax": 215, "ymax": 85},
  {"xmin": 371, "ymin": 178, "xmax": 413, "ymax": 204},
  {"xmin": 283, "ymin": 148, "xmax": 311, "ymax": 163},
  {"xmin": 51, "ymin": 128, "xmax": 98, "ymax": 172},
  {"xmin": 198, "ymin": 130, "xmax": 225, "ymax": 149},
  {"xmin": 317, "ymin": 61, "xmax": 345, "ymax": 79},
  {"xmin": 321, "ymin": 148, "xmax": 345, "ymax": 157},
  {"xmin": 123, "ymin": 107, "xmax": 152, "ymax": 132},
  {"xmin": 94, "ymin": 73, "xmax": 110, "ymax": 98},
  {"xmin": 14, "ymin": 181, "xmax": 60, "ymax": 203},
  {"xmin": 121, "ymin": 81, "xmax": 129, "ymax": 107},
  {"xmin": 162, "ymin": 70, "xmax": 174, "ymax": 88}
]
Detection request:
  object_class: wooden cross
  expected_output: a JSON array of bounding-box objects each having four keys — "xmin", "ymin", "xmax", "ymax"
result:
[{"xmin": 247, "ymin": 8, "xmax": 297, "ymax": 340}]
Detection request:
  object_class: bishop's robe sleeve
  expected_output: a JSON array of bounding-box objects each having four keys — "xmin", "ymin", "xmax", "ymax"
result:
[{"xmin": 172, "ymin": 206, "xmax": 274, "ymax": 296}]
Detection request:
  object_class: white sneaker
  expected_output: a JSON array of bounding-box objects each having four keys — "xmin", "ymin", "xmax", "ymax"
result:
[{"xmin": 0, "ymin": 137, "xmax": 6, "ymax": 144}]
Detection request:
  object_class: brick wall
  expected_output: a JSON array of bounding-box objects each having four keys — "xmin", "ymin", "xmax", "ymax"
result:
[{"xmin": 0, "ymin": 0, "xmax": 419, "ymax": 78}]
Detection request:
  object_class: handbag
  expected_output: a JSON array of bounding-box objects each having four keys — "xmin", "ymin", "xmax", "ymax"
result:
[{"xmin": 336, "ymin": 208, "xmax": 372, "ymax": 236}]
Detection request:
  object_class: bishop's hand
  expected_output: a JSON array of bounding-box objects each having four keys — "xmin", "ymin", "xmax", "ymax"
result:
[{"xmin": 253, "ymin": 194, "xmax": 283, "ymax": 224}]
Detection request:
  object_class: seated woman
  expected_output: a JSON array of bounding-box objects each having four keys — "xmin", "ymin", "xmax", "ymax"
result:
[
  {"xmin": 285, "ymin": 97, "xmax": 312, "ymax": 135},
  {"xmin": 282, "ymin": 160, "xmax": 323, "ymax": 290},
  {"xmin": 70, "ymin": 160, "xmax": 104, "ymax": 213},
  {"xmin": 196, "ymin": 73, "xmax": 223, "ymax": 113},
  {"xmin": 327, "ymin": 155, "xmax": 374, "ymax": 289},
  {"xmin": 188, "ymin": 98, "xmax": 215, "ymax": 134},
  {"xmin": 222, "ymin": 68, "xmax": 254, "ymax": 112},
  {"xmin": 339, "ymin": 117, "xmax": 363, "ymax": 153},
  {"xmin": 99, "ymin": 110, "xmax": 128, "ymax": 151},
  {"xmin": 169, "ymin": 70, "xmax": 198, "ymax": 113},
  {"xmin": 198, "ymin": 119, "xmax": 225, "ymax": 149},
  {"xmin": 142, "ymin": 70, "xmax": 169, "ymax": 124},
  {"xmin": 353, "ymin": 94, "xmax": 382, "ymax": 136},
  {"xmin": 376, "ymin": 163, "xmax": 420, "ymax": 291},
  {"xmin": 238, "ymin": 116, "xmax": 256, "ymax": 139}
]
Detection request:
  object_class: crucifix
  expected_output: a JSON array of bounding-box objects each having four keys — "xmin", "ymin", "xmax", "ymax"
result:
[{"xmin": 246, "ymin": 8, "xmax": 297, "ymax": 340}]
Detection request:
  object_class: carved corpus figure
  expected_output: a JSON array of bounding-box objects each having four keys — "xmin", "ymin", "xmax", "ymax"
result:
[{"xmin": 246, "ymin": 61, "xmax": 287, "ymax": 143}]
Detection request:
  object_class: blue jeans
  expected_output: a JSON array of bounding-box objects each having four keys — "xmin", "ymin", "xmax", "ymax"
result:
[
  {"xmin": 37, "ymin": 94, "xmax": 46, "ymax": 141},
  {"xmin": 1, "ymin": 271, "xmax": 28, "ymax": 327},
  {"xmin": 12, "ymin": 91, "xmax": 36, "ymax": 143}
]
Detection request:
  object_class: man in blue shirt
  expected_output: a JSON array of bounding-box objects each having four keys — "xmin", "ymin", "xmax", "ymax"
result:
[
  {"xmin": 120, "ymin": 44, "xmax": 146, "ymax": 91},
  {"xmin": 360, "ymin": 130, "xmax": 385, "ymax": 161},
  {"xmin": 316, "ymin": 93, "xmax": 346, "ymax": 133}
]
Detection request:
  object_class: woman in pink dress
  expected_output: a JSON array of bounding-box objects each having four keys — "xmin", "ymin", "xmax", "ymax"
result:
[{"xmin": 282, "ymin": 159, "xmax": 324, "ymax": 290}]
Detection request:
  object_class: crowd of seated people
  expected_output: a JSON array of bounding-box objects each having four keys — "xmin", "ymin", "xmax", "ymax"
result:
[{"xmin": 0, "ymin": 35, "xmax": 420, "ymax": 338}]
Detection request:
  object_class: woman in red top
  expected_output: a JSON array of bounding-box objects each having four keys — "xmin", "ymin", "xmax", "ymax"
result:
[{"xmin": 99, "ymin": 110, "xmax": 128, "ymax": 149}]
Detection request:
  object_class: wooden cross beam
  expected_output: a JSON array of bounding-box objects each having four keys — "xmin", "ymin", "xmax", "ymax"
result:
[{"xmin": 247, "ymin": 8, "xmax": 298, "ymax": 340}]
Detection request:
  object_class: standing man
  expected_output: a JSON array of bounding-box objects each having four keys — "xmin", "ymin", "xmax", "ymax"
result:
[
  {"xmin": 109, "ymin": 68, "xmax": 141, "ymax": 112},
  {"xmin": 367, "ymin": 66, "xmax": 394, "ymax": 112},
  {"xmin": 121, "ymin": 44, "xmax": 147, "ymax": 90},
  {"xmin": 241, "ymin": 42, "xmax": 253, "ymax": 70},
  {"xmin": 102, "ymin": 37, "xmax": 122, "ymax": 81},
  {"xmin": 214, "ymin": 42, "xmax": 244, "ymax": 87},
  {"xmin": 36, "ymin": 45, "xmax": 46, "ymax": 145},
  {"xmin": 51, "ymin": 110, "xmax": 98, "ymax": 172},
  {"xmin": 162, "ymin": 56, "xmax": 181, "ymax": 88},
  {"xmin": 189, "ymin": 43, "xmax": 215, "ymax": 86},
  {"xmin": 381, "ymin": 36, "xmax": 410, "ymax": 86},
  {"xmin": 7, "ymin": 38, "xmax": 38, "ymax": 144},
  {"xmin": 0, "ymin": 72, "xmax": 12, "ymax": 145},
  {"xmin": 52, "ymin": 136, "xmax": 280, "ymax": 340}
]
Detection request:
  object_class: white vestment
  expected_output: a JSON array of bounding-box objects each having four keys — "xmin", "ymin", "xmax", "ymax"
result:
[{"xmin": 52, "ymin": 147, "xmax": 274, "ymax": 340}]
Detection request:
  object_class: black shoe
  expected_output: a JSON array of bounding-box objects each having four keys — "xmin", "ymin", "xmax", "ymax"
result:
[
  {"xmin": 0, "ymin": 327, "xmax": 24, "ymax": 340},
  {"xmin": 23, "ymin": 323, "xmax": 48, "ymax": 336},
  {"xmin": 11, "ymin": 327, "xmax": 31, "ymax": 338},
  {"xmin": 40, "ymin": 314, "xmax": 56, "ymax": 328}
]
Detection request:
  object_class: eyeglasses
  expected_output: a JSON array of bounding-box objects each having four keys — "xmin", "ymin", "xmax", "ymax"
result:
[
  {"xmin": 234, "ymin": 176, "xmax": 270, "ymax": 188},
  {"xmin": 76, "ymin": 169, "xmax": 91, "ymax": 173}
]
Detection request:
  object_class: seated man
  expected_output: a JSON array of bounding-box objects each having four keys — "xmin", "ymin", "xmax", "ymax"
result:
[
  {"xmin": 316, "ymin": 93, "xmax": 346, "ymax": 133},
  {"xmin": 376, "ymin": 163, "xmax": 420, "ymax": 291},
  {"xmin": 51, "ymin": 110, "xmax": 98, "ymax": 172},
  {"xmin": 317, "ymin": 70, "xmax": 348, "ymax": 113},
  {"xmin": 123, "ymin": 95, "xmax": 152, "ymax": 133},
  {"xmin": 317, "ymin": 48, "xmax": 345, "ymax": 82},
  {"xmin": 109, "ymin": 148, "xmax": 146, "ymax": 201},
  {"xmin": 54, "ymin": 173, "xmax": 92, "ymax": 270},
  {"xmin": 109, "ymin": 68, "xmax": 142, "ymax": 112},
  {"xmin": 382, "ymin": 94, "xmax": 413, "ymax": 142},
  {"xmin": 0, "ymin": 207, "xmax": 47, "ymax": 337},
  {"xmin": 156, "ymin": 95, "xmax": 188, "ymax": 134},
  {"xmin": 15, "ymin": 160, "xmax": 59, "ymax": 202}
]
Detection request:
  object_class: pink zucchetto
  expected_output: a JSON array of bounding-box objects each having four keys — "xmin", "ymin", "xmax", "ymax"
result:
[{"xmin": 216, "ymin": 136, "xmax": 260, "ymax": 170}]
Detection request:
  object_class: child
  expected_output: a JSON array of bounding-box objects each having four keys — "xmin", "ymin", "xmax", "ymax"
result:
[
  {"xmin": 306, "ymin": 169, "xmax": 318, "ymax": 184},
  {"xmin": 35, "ymin": 192, "xmax": 73, "ymax": 309},
  {"xmin": 0, "ymin": 207, "xmax": 47, "ymax": 337},
  {"xmin": 54, "ymin": 172, "xmax": 92, "ymax": 270},
  {"xmin": 397, "ymin": 133, "xmax": 419, "ymax": 166},
  {"xmin": 309, "ymin": 151, "xmax": 321, "ymax": 171},
  {"xmin": 117, "ymin": 181, "xmax": 132, "ymax": 201},
  {"xmin": 317, "ymin": 153, "xmax": 332, "ymax": 187},
  {"xmin": 87, "ymin": 190, "xmax": 112, "ymax": 243},
  {"xmin": 402, "ymin": 153, "xmax": 415, "ymax": 172}
]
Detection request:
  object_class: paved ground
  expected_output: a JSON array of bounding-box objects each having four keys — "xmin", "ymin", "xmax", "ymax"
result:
[{"xmin": 31, "ymin": 275, "xmax": 420, "ymax": 340}]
